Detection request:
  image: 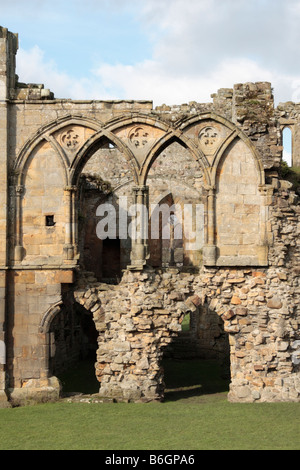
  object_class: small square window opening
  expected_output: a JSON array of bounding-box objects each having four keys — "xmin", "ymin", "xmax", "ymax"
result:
[{"xmin": 45, "ymin": 215, "xmax": 55, "ymax": 227}]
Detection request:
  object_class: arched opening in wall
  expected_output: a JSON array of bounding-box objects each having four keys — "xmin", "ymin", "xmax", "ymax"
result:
[
  {"xmin": 149, "ymin": 193, "xmax": 184, "ymax": 268},
  {"xmin": 77, "ymin": 138, "xmax": 134, "ymax": 282},
  {"xmin": 282, "ymin": 127, "xmax": 293, "ymax": 167},
  {"xmin": 48, "ymin": 301, "xmax": 99, "ymax": 395},
  {"xmin": 162, "ymin": 305, "xmax": 230, "ymax": 402},
  {"xmin": 146, "ymin": 140, "xmax": 204, "ymax": 270}
]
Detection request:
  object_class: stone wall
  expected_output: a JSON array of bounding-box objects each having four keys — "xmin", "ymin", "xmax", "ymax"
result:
[
  {"xmin": 5, "ymin": 269, "xmax": 74, "ymax": 405},
  {"xmin": 73, "ymin": 226, "xmax": 299, "ymax": 403},
  {"xmin": 70, "ymin": 145, "xmax": 299, "ymax": 404},
  {"xmin": 276, "ymin": 102, "xmax": 300, "ymax": 168},
  {"xmin": 0, "ymin": 26, "xmax": 299, "ymax": 406}
]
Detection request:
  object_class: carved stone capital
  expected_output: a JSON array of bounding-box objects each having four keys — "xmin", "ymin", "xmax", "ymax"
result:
[
  {"xmin": 203, "ymin": 184, "xmax": 216, "ymax": 194},
  {"xmin": 64, "ymin": 185, "xmax": 77, "ymax": 193},
  {"xmin": 15, "ymin": 185, "xmax": 24, "ymax": 196},
  {"xmin": 132, "ymin": 185, "xmax": 149, "ymax": 194},
  {"xmin": 258, "ymin": 184, "xmax": 274, "ymax": 205}
]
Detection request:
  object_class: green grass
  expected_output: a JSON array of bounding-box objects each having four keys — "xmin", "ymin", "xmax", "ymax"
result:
[{"xmin": 0, "ymin": 359, "xmax": 299, "ymax": 450}]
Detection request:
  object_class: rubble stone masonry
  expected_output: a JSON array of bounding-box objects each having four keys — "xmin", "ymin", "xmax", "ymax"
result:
[{"xmin": 0, "ymin": 27, "xmax": 299, "ymax": 405}]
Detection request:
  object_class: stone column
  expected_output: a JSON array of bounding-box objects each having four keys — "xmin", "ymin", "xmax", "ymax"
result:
[
  {"xmin": 14, "ymin": 185, "xmax": 24, "ymax": 262},
  {"xmin": 203, "ymin": 185, "xmax": 217, "ymax": 265},
  {"xmin": 63, "ymin": 186, "xmax": 77, "ymax": 260},
  {"xmin": 129, "ymin": 185, "xmax": 149, "ymax": 270},
  {"xmin": 71, "ymin": 186, "xmax": 79, "ymax": 256}
]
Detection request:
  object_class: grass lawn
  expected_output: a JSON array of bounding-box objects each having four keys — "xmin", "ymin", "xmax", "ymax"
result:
[{"xmin": 0, "ymin": 359, "xmax": 299, "ymax": 450}]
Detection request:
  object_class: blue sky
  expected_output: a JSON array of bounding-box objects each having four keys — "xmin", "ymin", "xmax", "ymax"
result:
[
  {"xmin": 1, "ymin": 0, "xmax": 300, "ymax": 113},
  {"xmin": 2, "ymin": 1, "xmax": 153, "ymax": 74}
]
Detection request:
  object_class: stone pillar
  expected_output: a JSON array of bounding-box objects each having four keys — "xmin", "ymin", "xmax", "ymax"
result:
[
  {"xmin": 0, "ymin": 27, "xmax": 17, "ymax": 407},
  {"xmin": 129, "ymin": 186, "xmax": 149, "ymax": 270},
  {"xmin": 63, "ymin": 186, "xmax": 77, "ymax": 260},
  {"xmin": 203, "ymin": 185, "xmax": 217, "ymax": 265},
  {"xmin": 14, "ymin": 185, "xmax": 24, "ymax": 262},
  {"xmin": 72, "ymin": 186, "xmax": 79, "ymax": 256}
]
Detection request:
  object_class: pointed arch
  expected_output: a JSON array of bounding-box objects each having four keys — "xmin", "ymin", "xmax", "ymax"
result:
[
  {"xmin": 39, "ymin": 301, "xmax": 63, "ymax": 334},
  {"xmin": 104, "ymin": 112, "xmax": 170, "ymax": 134},
  {"xmin": 69, "ymin": 128, "xmax": 140, "ymax": 186},
  {"xmin": 104, "ymin": 113, "xmax": 173, "ymax": 184},
  {"xmin": 213, "ymin": 132, "xmax": 265, "ymax": 187},
  {"xmin": 175, "ymin": 111, "xmax": 265, "ymax": 187},
  {"xmin": 140, "ymin": 130, "xmax": 211, "ymax": 186},
  {"xmin": 14, "ymin": 114, "xmax": 104, "ymax": 187}
]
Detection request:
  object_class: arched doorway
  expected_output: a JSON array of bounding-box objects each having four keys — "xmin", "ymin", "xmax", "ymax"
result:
[
  {"xmin": 47, "ymin": 300, "xmax": 99, "ymax": 395},
  {"xmin": 162, "ymin": 304, "xmax": 230, "ymax": 401}
]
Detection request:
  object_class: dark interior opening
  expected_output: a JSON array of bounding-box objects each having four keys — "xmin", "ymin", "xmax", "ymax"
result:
[
  {"xmin": 102, "ymin": 238, "xmax": 121, "ymax": 281},
  {"xmin": 45, "ymin": 215, "xmax": 55, "ymax": 226},
  {"xmin": 49, "ymin": 303, "xmax": 99, "ymax": 395},
  {"xmin": 162, "ymin": 306, "xmax": 230, "ymax": 401}
]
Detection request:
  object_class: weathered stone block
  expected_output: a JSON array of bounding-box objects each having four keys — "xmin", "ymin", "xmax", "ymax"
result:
[
  {"xmin": 267, "ymin": 297, "xmax": 283, "ymax": 309},
  {"xmin": 54, "ymin": 270, "xmax": 74, "ymax": 284}
]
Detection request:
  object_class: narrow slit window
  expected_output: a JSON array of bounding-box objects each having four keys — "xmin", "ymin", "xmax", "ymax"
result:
[
  {"xmin": 45, "ymin": 215, "xmax": 55, "ymax": 227},
  {"xmin": 282, "ymin": 127, "xmax": 292, "ymax": 167}
]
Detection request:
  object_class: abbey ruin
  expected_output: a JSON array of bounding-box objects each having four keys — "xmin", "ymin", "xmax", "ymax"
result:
[{"xmin": 0, "ymin": 26, "xmax": 299, "ymax": 406}]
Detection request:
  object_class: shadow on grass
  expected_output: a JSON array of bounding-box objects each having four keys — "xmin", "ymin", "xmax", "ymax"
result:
[
  {"xmin": 57, "ymin": 357, "xmax": 230, "ymax": 403},
  {"xmin": 162, "ymin": 358, "xmax": 230, "ymax": 403}
]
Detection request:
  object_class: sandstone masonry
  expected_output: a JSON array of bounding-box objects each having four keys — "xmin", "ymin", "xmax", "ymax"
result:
[{"xmin": 0, "ymin": 27, "xmax": 299, "ymax": 406}]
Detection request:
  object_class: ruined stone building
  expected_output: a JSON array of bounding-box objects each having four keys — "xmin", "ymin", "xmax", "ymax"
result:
[{"xmin": 0, "ymin": 26, "xmax": 299, "ymax": 406}]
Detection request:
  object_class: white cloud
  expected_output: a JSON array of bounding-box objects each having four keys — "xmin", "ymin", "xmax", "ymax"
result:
[
  {"xmin": 14, "ymin": 0, "xmax": 300, "ymax": 106},
  {"xmin": 17, "ymin": 43, "xmax": 300, "ymax": 107},
  {"xmin": 93, "ymin": 56, "xmax": 297, "ymax": 106},
  {"xmin": 17, "ymin": 47, "xmax": 69, "ymax": 94},
  {"xmin": 17, "ymin": 46, "xmax": 111, "ymax": 100}
]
